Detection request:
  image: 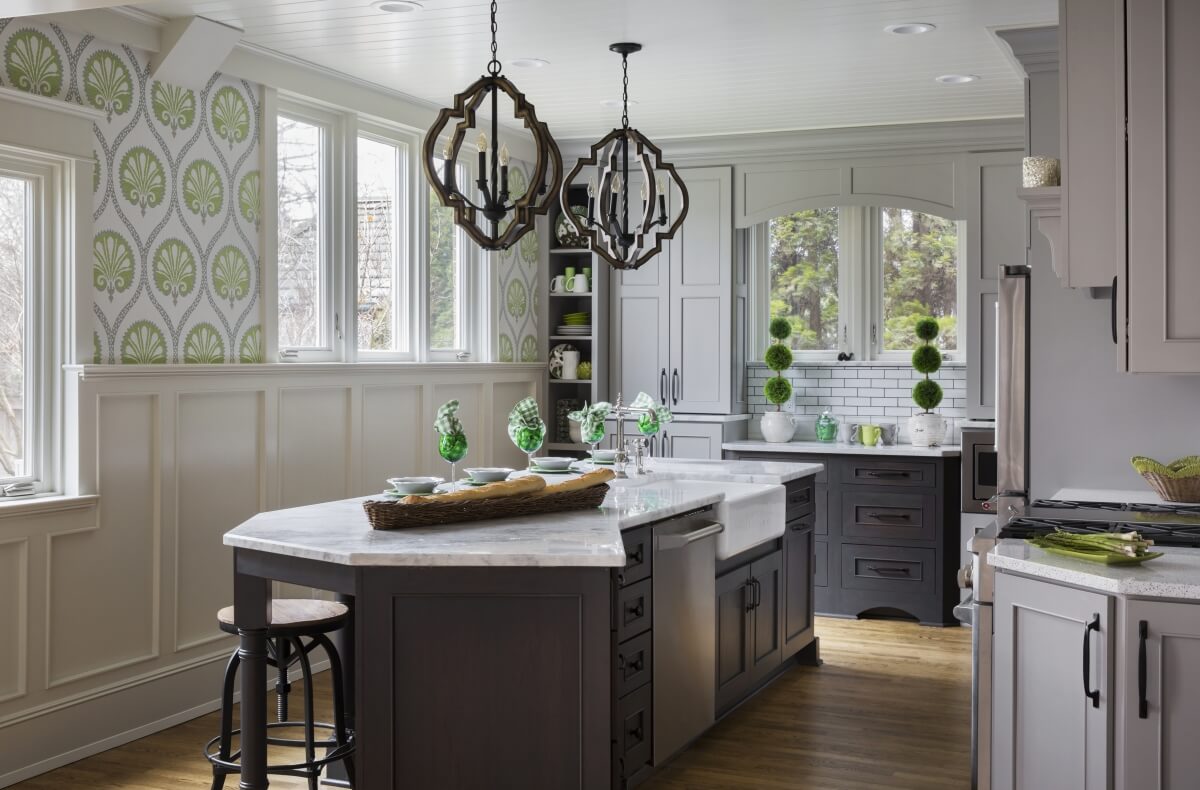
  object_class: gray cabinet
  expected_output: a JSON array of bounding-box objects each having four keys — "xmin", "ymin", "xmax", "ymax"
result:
[
  {"xmin": 610, "ymin": 166, "xmax": 736, "ymax": 413},
  {"xmin": 992, "ymin": 572, "xmax": 1112, "ymax": 790},
  {"xmin": 1116, "ymin": 598, "xmax": 1200, "ymax": 790},
  {"xmin": 603, "ymin": 418, "xmax": 747, "ymax": 460},
  {"xmin": 782, "ymin": 514, "xmax": 815, "ymax": 660},
  {"xmin": 1124, "ymin": 0, "xmax": 1200, "ymax": 372},
  {"xmin": 715, "ymin": 548, "xmax": 783, "ymax": 714}
]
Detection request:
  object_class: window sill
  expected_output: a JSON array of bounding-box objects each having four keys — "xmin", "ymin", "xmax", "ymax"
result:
[
  {"xmin": 748, "ymin": 359, "xmax": 966, "ymax": 368},
  {"xmin": 0, "ymin": 493, "xmax": 99, "ymax": 520},
  {"xmin": 66, "ymin": 362, "xmax": 547, "ymax": 380}
]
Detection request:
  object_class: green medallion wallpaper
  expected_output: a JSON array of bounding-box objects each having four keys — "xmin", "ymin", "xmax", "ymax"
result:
[
  {"xmin": 0, "ymin": 20, "xmax": 262, "ymax": 364},
  {"xmin": 494, "ymin": 160, "xmax": 540, "ymax": 363}
]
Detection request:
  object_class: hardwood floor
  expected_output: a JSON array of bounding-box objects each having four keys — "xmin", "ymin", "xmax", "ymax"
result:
[{"xmin": 11, "ymin": 617, "xmax": 970, "ymax": 790}]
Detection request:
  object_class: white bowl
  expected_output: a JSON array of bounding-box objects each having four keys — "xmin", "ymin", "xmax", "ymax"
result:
[
  {"xmin": 531, "ymin": 456, "xmax": 574, "ymax": 471},
  {"xmin": 387, "ymin": 476, "xmax": 443, "ymax": 495},
  {"xmin": 464, "ymin": 467, "xmax": 514, "ymax": 483},
  {"xmin": 593, "ymin": 449, "xmax": 618, "ymax": 463}
]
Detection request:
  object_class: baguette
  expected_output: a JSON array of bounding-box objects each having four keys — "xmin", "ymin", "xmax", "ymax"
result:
[
  {"xmin": 534, "ymin": 468, "xmax": 615, "ymax": 497},
  {"xmin": 401, "ymin": 474, "xmax": 545, "ymax": 505}
]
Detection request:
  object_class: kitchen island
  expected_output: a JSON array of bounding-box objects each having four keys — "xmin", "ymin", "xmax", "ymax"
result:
[{"xmin": 223, "ymin": 459, "xmax": 821, "ymax": 790}]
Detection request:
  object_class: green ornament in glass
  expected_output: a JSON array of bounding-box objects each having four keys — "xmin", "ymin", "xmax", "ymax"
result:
[
  {"xmin": 637, "ymin": 412, "xmax": 660, "ymax": 437},
  {"xmin": 438, "ymin": 432, "xmax": 468, "ymax": 484},
  {"xmin": 584, "ymin": 422, "xmax": 606, "ymax": 469},
  {"xmin": 508, "ymin": 420, "xmax": 546, "ymax": 470},
  {"xmin": 815, "ymin": 410, "xmax": 839, "ymax": 443}
]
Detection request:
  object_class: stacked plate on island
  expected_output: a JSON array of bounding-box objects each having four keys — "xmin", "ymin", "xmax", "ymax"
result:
[{"xmin": 557, "ymin": 311, "xmax": 591, "ymax": 336}]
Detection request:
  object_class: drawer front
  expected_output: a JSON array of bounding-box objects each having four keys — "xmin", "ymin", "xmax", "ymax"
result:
[
  {"xmin": 617, "ymin": 579, "xmax": 653, "ymax": 642},
  {"xmin": 843, "ymin": 459, "xmax": 936, "ymax": 488},
  {"xmin": 785, "ymin": 480, "xmax": 815, "ymax": 520},
  {"xmin": 840, "ymin": 543, "xmax": 935, "ymax": 595},
  {"xmin": 814, "ymin": 539, "xmax": 828, "ymax": 588},
  {"xmin": 617, "ymin": 682, "xmax": 653, "ymax": 779},
  {"xmin": 619, "ymin": 527, "xmax": 652, "ymax": 587},
  {"xmin": 615, "ymin": 631, "xmax": 653, "ymax": 698},
  {"xmin": 841, "ymin": 491, "xmax": 936, "ymax": 542}
]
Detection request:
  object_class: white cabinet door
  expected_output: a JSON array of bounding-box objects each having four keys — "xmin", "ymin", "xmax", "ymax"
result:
[
  {"xmin": 609, "ymin": 253, "xmax": 670, "ymax": 404},
  {"xmin": 669, "ymin": 166, "xmax": 733, "ymax": 414},
  {"xmin": 1126, "ymin": 0, "xmax": 1200, "ymax": 371},
  {"xmin": 1117, "ymin": 598, "xmax": 1200, "ymax": 790},
  {"xmin": 992, "ymin": 572, "xmax": 1112, "ymax": 790},
  {"xmin": 662, "ymin": 422, "xmax": 724, "ymax": 459}
]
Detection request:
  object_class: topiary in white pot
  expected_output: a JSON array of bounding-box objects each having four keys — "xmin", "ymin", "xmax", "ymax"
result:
[
  {"xmin": 908, "ymin": 317, "xmax": 947, "ymax": 447},
  {"xmin": 761, "ymin": 317, "xmax": 796, "ymax": 443}
]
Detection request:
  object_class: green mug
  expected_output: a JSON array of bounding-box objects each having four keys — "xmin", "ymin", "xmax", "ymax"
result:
[
  {"xmin": 860, "ymin": 424, "xmax": 881, "ymax": 447},
  {"xmin": 564, "ymin": 266, "xmax": 577, "ymax": 280}
]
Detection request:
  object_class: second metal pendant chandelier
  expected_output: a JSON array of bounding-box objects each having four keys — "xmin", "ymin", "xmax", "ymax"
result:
[
  {"xmin": 560, "ymin": 43, "xmax": 689, "ymax": 270},
  {"xmin": 421, "ymin": 0, "xmax": 563, "ymax": 251}
]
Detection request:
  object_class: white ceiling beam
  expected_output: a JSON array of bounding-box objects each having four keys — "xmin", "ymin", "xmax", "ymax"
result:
[
  {"xmin": 4, "ymin": 0, "xmax": 155, "ymax": 16},
  {"xmin": 151, "ymin": 16, "xmax": 243, "ymax": 89}
]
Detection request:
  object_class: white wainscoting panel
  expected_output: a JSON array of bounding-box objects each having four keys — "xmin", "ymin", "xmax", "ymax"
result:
[
  {"xmin": 0, "ymin": 539, "xmax": 28, "ymax": 703},
  {"xmin": 47, "ymin": 394, "xmax": 159, "ymax": 688},
  {"xmin": 0, "ymin": 363, "xmax": 544, "ymax": 787},
  {"xmin": 174, "ymin": 391, "xmax": 263, "ymax": 651}
]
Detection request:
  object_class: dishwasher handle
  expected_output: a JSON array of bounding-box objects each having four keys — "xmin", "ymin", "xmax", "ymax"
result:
[{"xmin": 657, "ymin": 521, "xmax": 724, "ymax": 551}]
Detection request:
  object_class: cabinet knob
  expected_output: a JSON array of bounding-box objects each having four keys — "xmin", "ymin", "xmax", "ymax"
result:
[{"xmin": 626, "ymin": 599, "xmax": 645, "ymax": 619}]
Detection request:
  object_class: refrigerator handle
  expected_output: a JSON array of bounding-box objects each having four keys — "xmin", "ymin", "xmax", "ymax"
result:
[
  {"xmin": 1111, "ymin": 275, "xmax": 1118, "ymax": 345},
  {"xmin": 996, "ymin": 265, "xmax": 1030, "ymax": 500}
]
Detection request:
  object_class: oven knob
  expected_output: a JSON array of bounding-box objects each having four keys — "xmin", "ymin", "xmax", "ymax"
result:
[{"xmin": 957, "ymin": 564, "xmax": 973, "ymax": 590}]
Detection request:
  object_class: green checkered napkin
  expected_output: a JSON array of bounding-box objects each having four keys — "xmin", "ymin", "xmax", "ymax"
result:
[
  {"xmin": 509, "ymin": 396, "xmax": 542, "ymax": 430},
  {"xmin": 631, "ymin": 392, "xmax": 674, "ymax": 425},
  {"xmin": 567, "ymin": 401, "xmax": 612, "ymax": 437},
  {"xmin": 434, "ymin": 399, "xmax": 464, "ymax": 436}
]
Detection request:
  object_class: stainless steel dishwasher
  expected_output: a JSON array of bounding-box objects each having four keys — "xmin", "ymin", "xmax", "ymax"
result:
[{"xmin": 652, "ymin": 514, "xmax": 723, "ymax": 764}]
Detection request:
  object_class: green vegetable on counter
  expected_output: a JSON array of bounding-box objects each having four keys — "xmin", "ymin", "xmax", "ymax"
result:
[{"xmin": 1025, "ymin": 529, "xmax": 1164, "ymax": 565}]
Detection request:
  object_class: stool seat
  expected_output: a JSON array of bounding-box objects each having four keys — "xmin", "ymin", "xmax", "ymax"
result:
[{"xmin": 217, "ymin": 599, "xmax": 348, "ymax": 636}]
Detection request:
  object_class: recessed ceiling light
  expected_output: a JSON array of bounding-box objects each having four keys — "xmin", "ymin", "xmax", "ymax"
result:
[
  {"xmin": 601, "ymin": 98, "xmax": 640, "ymax": 109},
  {"xmin": 372, "ymin": 0, "xmax": 423, "ymax": 12},
  {"xmin": 511, "ymin": 58, "xmax": 550, "ymax": 68},
  {"xmin": 936, "ymin": 74, "xmax": 980, "ymax": 84},
  {"xmin": 885, "ymin": 22, "xmax": 936, "ymax": 35}
]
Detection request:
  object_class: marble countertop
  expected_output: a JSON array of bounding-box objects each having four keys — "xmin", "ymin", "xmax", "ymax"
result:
[
  {"xmin": 991, "ymin": 540, "xmax": 1200, "ymax": 600},
  {"xmin": 723, "ymin": 439, "xmax": 961, "ymax": 458},
  {"xmin": 605, "ymin": 413, "xmax": 752, "ymax": 424},
  {"xmin": 639, "ymin": 457, "xmax": 822, "ymax": 484}
]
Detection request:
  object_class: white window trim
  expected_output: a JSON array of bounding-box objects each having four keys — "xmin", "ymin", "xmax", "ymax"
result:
[
  {"xmin": 271, "ymin": 96, "xmax": 345, "ymax": 362},
  {"xmin": 752, "ymin": 205, "xmax": 967, "ymax": 364},
  {"xmin": 425, "ymin": 158, "xmax": 481, "ymax": 362},
  {"xmin": 0, "ymin": 150, "xmax": 70, "ymax": 493},
  {"xmin": 353, "ymin": 120, "xmax": 419, "ymax": 362}
]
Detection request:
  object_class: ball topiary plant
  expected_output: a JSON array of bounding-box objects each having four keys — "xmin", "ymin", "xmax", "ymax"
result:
[
  {"xmin": 764, "ymin": 318, "xmax": 794, "ymax": 411},
  {"xmin": 911, "ymin": 317, "xmax": 943, "ymax": 412}
]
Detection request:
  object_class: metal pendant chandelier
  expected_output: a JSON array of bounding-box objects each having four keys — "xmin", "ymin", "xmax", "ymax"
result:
[
  {"xmin": 561, "ymin": 43, "xmax": 688, "ymax": 270},
  {"xmin": 421, "ymin": 0, "xmax": 562, "ymax": 251}
]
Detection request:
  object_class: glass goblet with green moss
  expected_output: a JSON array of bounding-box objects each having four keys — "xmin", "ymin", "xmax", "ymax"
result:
[
  {"xmin": 438, "ymin": 432, "xmax": 468, "ymax": 485},
  {"xmin": 584, "ymin": 422, "xmax": 606, "ymax": 469},
  {"xmin": 508, "ymin": 420, "xmax": 546, "ymax": 470}
]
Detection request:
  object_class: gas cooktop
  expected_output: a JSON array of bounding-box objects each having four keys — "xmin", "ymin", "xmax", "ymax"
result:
[
  {"xmin": 1001, "ymin": 499, "xmax": 1200, "ymax": 548},
  {"xmin": 1031, "ymin": 498, "xmax": 1200, "ymax": 517}
]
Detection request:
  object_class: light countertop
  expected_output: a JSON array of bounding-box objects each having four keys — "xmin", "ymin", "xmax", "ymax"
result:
[
  {"xmin": 224, "ymin": 459, "xmax": 822, "ymax": 568},
  {"xmin": 990, "ymin": 540, "xmax": 1200, "ymax": 601},
  {"xmin": 640, "ymin": 458, "xmax": 822, "ymax": 484},
  {"xmin": 606, "ymin": 413, "xmax": 752, "ymax": 424},
  {"xmin": 723, "ymin": 439, "xmax": 961, "ymax": 458}
]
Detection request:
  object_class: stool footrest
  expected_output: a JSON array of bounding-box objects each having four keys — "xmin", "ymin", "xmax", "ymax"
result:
[{"xmin": 204, "ymin": 722, "xmax": 355, "ymax": 774}]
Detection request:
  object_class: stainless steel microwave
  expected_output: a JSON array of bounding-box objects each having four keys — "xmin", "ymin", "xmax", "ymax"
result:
[{"xmin": 961, "ymin": 426, "xmax": 998, "ymax": 513}]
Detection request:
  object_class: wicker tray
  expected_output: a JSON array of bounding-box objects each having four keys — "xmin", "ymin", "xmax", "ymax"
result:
[
  {"xmin": 1132, "ymin": 456, "xmax": 1200, "ymax": 503},
  {"xmin": 363, "ymin": 484, "xmax": 610, "ymax": 530}
]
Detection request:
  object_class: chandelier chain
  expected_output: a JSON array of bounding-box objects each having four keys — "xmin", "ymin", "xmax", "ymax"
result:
[
  {"xmin": 621, "ymin": 53, "xmax": 630, "ymax": 129},
  {"xmin": 487, "ymin": 0, "xmax": 501, "ymax": 76}
]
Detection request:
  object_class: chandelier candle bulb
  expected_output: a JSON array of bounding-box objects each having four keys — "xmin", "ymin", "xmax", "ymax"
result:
[{"xmin": 499, "ymin": 143, "xmax": 509, "ymax": 166}]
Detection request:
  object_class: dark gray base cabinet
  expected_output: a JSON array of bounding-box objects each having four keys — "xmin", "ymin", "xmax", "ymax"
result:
[{"xmin": 724, "ymin": 450, "xmax": 961, "ymax": 626}]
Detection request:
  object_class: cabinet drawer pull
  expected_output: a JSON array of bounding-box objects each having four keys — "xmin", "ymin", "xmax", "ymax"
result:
[
  {"xmin": 865, "ymin": 470, "xmax": 911, "ymax": 479},
  {"xmin": 627, "ymin": 545, "xmax": 644, "ymax": 566},
  {"xmin": 744, "ymin": 580, "xmax": 755, "ymax": 612},
  {"xmin": 1111, "ymin": 275, "xmax": 1119, "ymax": 345},
  {"xmin": 866, "ymin": 565, "xmax": 911, "ymax": 577},
  {"xmin": 789, "ymin": 491, "xmax": 812, "ymax": 505},
  {"xmin": 1138, "ymin": 619, "xmax": 1148, "ymax": 719},
  {"xmin": 672, "ymin": 368, "xmax": 680, "ymax": 405},
  {"xmin": 1083, "ymin": 613, "xmax": 1101, "ymax": 709},
  {"xmin": 660, "ymin": 368, "xmax": 668, "ymax": 403},
  {"xmin": 626, "ymin": 599, "xmax": 645, "ymax": 619},
  {"xmin": 867, "ymin": 512, "xmax": 912, "ymax": 522},
  {"xmin": 627, "ymin": 724, "xmax": 644, "ymax": 743}
]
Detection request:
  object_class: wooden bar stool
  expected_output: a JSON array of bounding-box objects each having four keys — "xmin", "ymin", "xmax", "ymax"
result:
[{"xmin": 204, "ymin": 599, "xmax": 355, "ymax": 790}]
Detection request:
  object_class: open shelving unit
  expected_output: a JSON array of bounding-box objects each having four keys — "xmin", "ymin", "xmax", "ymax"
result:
[{"xmin": 541, "ymin": 185, "xmax": 609, "ymax": 455}]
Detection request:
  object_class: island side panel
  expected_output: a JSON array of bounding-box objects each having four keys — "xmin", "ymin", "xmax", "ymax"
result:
[{"xmin": 356, "ymin": 566, "xmax": 612, "ymax": 790}]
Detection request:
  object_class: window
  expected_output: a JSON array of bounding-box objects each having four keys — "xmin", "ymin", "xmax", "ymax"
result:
[
  {"xmin": 356, "ymin": 131, "xmax": 410, "ymax": 356},
  {"xmin": 427, "ymin": 161, "xmax": 468, "ymax": 354},
  {"xmin": 756, "ymin": 205, "xmax": 964, "ymax": 361},
  {"xmin": 276, "ymin": 111, "xmax": 331, "ymax": 353},
  {"xmin": 768, "ymin": 208, "xmax": 840, "ymax": 351},
  {"xmin": 0, "ymin": 171, "xmax": 30, "ymax": 481},
  {"xmin": 880, "ymin": 207, "xmax": 958, "ymax": 353}
]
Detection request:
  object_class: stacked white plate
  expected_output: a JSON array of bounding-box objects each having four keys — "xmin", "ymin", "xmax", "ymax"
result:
[{"xmin": 556, "ymin": 325, "xmax": 592, "ymax": 335}]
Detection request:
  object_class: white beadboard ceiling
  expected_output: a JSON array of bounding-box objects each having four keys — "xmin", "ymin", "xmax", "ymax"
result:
[{"xmin": 130, "ymin": 0, "xmax": 1056, "ymax": 139}]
